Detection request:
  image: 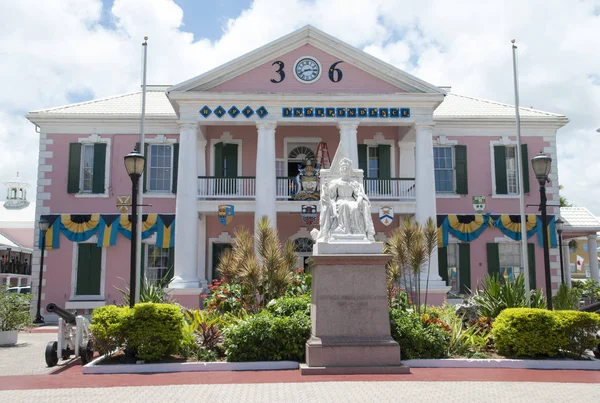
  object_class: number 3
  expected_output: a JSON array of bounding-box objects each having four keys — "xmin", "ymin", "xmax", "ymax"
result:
[
  {"xmin": 329, "ymin": 61, "xmax": 343, "ymax": 83},
  {"xmin": 270, "ymin": 61, "xmax": 285, "ymax": 83}
]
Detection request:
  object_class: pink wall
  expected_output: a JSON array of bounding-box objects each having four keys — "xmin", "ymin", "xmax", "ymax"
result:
[
  {"xmin": 46, "ymin": 133, "xmax": 178, "ymax": 214},
  {"xmin": 435, "ymin": 136, "xmax": 547, "ymax": 215},
  {"xmin": 209, "ymin": 44, "xmax": 403, "ymax": 94}
]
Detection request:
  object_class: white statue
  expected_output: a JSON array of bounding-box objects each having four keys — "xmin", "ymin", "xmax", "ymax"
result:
[{"xmin": 312, "ymin": 144, "xmax": 376, "ymax": 243}]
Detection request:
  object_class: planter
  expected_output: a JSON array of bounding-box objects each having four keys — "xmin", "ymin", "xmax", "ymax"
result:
[{"xmin": 0, "ymin": 330, "xmax": 18, "ymax": 346}]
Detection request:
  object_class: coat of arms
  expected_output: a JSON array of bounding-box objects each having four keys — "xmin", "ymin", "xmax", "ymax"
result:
[
  {"xmin": 218, "ymin": 204, "xmax": 234, "ymax": 226},
  {"xmin": 301, "ymin": 204, "xmax": 318, "ymax": 225},
  {"xmin": 293, "ymin": 160, "xmax": 320, "ymax": 201},
  {"xmin": 378, "ymin": 206, "xmax": 394, "ymax": 226},
  {"xmin": 472, "ymin": 196, "xmax": 486, "ymax": 214}
]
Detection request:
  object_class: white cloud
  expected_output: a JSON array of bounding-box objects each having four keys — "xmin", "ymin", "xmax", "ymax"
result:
[{"xmin": 1, "ymin": 0, "xmax": 599, "ymax": 214}]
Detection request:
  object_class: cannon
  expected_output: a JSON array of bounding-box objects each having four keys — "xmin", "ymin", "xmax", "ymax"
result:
[{"xmin": 44, "ymin": 303, "xmax": 94, "ymax": 367}]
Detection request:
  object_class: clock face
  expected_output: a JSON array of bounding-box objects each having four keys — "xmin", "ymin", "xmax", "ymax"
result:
[{"xmin": 293, "ymin": 57, "xmax": 321, "ymax": 83}]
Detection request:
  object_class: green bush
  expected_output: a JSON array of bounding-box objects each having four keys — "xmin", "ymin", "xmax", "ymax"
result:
[
  {"xmin": 389, "ymin": 309, "xmax": 449, "ymax": 359},
  {"xmin": 223, "ymin": 311, "xmax": 310, "ymax": 362},
  {"xmin": 471, "ymin": 274, "xmax": 546, "ymax": 318},
  {"xmin": 0, "ymin": 288, "xmax": 32, "ymax": 332},
  {"xmin": 266, "ymin": 294, "xmax": 310, "ymax": 317},
  {"xmin": 90, "ymin": 305, "xmax": 131, "ymax": 355},
  {"xmin": 553, "ymin": 283, "xmax": 582, "ymax": 311},
  {"xmin": 91, "ymin": 303, "xmax": 185, "ymax": 362},
  {"xmin": 553, "ymin": 310, "xmax": 600, "ymax": 358}
]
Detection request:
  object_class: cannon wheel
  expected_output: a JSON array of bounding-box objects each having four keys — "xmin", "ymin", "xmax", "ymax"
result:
[
  {"xmin": 79, "ymin": 340, "xmax": 94, "ymax": 365},
  {"xmin": 45, "ymin": 341, "xmax": 59, "ymax": 367}
]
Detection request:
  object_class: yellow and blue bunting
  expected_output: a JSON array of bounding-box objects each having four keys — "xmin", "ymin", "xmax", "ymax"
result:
[
  {"xmin": 437, "ymin": 214, "xmax": 491, "ymax": 247},
  {"xmin": 491, "ymin": 214, "xmax": 538, "ymax": 241}
]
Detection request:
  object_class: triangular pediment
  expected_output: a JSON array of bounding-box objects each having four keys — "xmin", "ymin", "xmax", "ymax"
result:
[{"xmin": 168, "ymin": 25, "xmax": 444, "ymax": 95}]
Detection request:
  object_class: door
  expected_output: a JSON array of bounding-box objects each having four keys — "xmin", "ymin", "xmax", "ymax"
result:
[
  {"xmin": 75, "ymin": 243, "xmax": 102, "ymax": 296},
  {"xmin": 212, "ymin": 243, "xmax": 232, "ymax": 281}
]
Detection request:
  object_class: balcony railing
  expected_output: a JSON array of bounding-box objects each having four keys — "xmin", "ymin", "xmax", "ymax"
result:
[
  {"xmin": 0, "ymin": 262, "xmax": 31, "ymax": 276},
  {"xmin": 198, "ymin": 176, "xmax": 256, "ymax": 199},
  {"xmin": 200, "ymin": 176, "xmax": 416, "ymax": 200}
]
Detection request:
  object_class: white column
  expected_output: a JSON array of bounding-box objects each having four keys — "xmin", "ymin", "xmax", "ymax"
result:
[
  {"xmin": 562, "ymin": 240, "xmax": 571, "ymax": 288},
  {"xmin": 415, "ymin": 124, "xmax": 448, "ymax": 296},
  {"xmin": 338, "ymin": 122, "xmax": 359, "ymax": 169},
  {"xmin": 197, "ymin": 128, "xmax": 207, "ymax": 196},
  {"xmin": 255, "ymin": 121, "xmax": 277, "ymax": 228},
  {"xmin": 197, "ymin": 214, "xmax": 207, "ymax": 287},
  {"xmin": 587, "ymin": 234, "xmax": 599, "ymax": 282},
  {"xmin": 398, "ymin": 141, "xmax": 415, "ymax": 178},
  {"xmin": 170, "ymin": 122, "xmax": 200, "ymax": 289}
]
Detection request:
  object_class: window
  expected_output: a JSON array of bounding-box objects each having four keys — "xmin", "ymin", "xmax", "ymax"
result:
[
  {"xmin": 583, "ymin": 243, "xmax": 589, "ymax": 253},
  {"xmin": 367, "ymin": 147, "xmax": 379, "ymax": 179},
  {"xmin": 505, "ymin": 146, "xmax": 518, "ymax": 194},
  {"xmin": 498, "ymin": 243, "xmax": 522, "ymax": 279},
  {"xmin": 148, "ymin": 145, "xmax": 172, "ymax": 192},
  {"xmin": 447, "ymin": 244, "xmax": 459, "ymax": 292},
  {"xmin": 434, "ymin": 147, "xmax": 454, "ymax": 192},
  {"xmin": 294, "ymin": 237, "xmax": 314, "ymax": 270},
  {"xmin": 146, "ymin": 245, "xmax": 171, "ymax": 285},
  {"xmin": 67, "ymin": 142, "xmax": 107, "ymax": 194},
  {"xmin": 493, "ymin": 144, "xmax": 529, "ymax": 195}
]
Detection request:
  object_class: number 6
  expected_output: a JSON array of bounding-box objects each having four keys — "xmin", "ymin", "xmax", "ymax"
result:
[{"xmin": 328, "ymin": 61, "xmax": 343, "ymax": 83}]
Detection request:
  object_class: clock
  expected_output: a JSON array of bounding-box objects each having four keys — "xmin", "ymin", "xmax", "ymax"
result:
[{"xmin": 293, "ymin": 56, "xmax": 322, "ymax": 83}]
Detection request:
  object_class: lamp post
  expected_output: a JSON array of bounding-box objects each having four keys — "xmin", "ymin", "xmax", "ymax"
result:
[
  {"xmin": 555, "ymin": 217, "xmax": 565, "ymax": 286},
  {"xmin": 531, "ymin": 153, "xmax": 553, "ymax": 309},
  {"xmin": 33, "ymin": 217, "xmax": 49, "ymax": 324},
  {"xmin": 124, "ymin": 148, "xmax": 145, "ymax": 309}
]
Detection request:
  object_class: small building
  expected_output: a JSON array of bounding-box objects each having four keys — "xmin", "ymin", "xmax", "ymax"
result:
[
  {"xmin": 26, "ymin": 26, "xmax": 577, "ymax": 319},
  {"xmin": 0, "ymin": 173, "xmax": 35, "ymax": 287},
  {"xmin": 559, "ymin": 207, "xmax": 600, "ymax": 282}
]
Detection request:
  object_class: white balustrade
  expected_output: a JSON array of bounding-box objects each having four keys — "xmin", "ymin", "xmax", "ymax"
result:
[{"xmin": 198, "ymin": 177, "xmax": 256, "ymax": 199}]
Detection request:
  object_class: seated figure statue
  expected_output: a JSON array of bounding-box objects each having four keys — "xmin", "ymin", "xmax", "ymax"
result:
[{"xmin": 316, "ymin": 156, "xmax": 376, "ymax": 242}]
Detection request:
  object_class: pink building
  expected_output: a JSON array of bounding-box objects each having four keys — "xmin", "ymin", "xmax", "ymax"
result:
[{"xmin": 26, "ymin": 26, "xmax": 585, "ymax": 319}]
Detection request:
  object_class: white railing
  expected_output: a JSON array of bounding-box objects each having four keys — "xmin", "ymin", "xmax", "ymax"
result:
[
  {"xmin": 364, "ymin": 178, "xmax": 416, "ymax": 200},
  {"xmin": 276, "ymin": 177, "xmax": 299, "ymax": 199},
  {"xmin": 198, "ymin": 177, "xmax": 256, "ymax": 199}
]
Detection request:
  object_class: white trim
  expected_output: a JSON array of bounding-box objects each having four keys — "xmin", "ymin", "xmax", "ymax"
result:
[
  {"xmin": 207, "ymin": 232, "xmax": 233, "ymax": 283},
  {"xmin": 362, "ymin": 132, "xmax": 396, "ymax": 178},
  {"xmin": 433, "ymin": 144, "xmax": 456, "ymax": 195},
  {"xmin": 144, "ymin": 135, "xmax": 177, "ymax": 195},
  {"xmin": 292, "ymin": 55, "xmax": 323, "ymax": 84},
  {"xmin": 70, "ymin": 237, "xmax": 106, "ymax": 301},
  {"xmin": 209, "ymin": 132, "xmax": 243, "ymax": 177},
  {"xmin": 65, "ymin": 300, "xmax": 105, "ymax": 310},
  {"xmin": 283, "ymin": 137, "xmax": 321, "ymax": 176},
  {"xmin": 489, "ymin": 138, "xmax": 520, "ymax": 198},
  {"xmin": 75, "ymin": 134, "xmax": 111, "ymax": 198}
]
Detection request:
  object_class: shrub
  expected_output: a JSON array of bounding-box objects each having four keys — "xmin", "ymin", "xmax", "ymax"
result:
[
  {"xmin": 285, "ymin": 269, "xmax": 312, "ymax": 297},
  {"xmin": 223, "ymin": 311, "xmax": 310, "ymax": 362},
  {"xmin": 90, "ymin": 305, "xmax": 131, "ymax": 355},
  {"xmin": 553, "ymin": 283, "xmax": 582, "ymax": 311},
  {"xmin": 126, "ymin": 303, "xmax": 185, "ymax": 361},
  {"xmin": 553, "ymin": 310, "xmax": 600, "ymax": 358},
  {"xmin": 0, "ymin": 288, "xmax": 32, "ymax": 332},
  {"xmin": 389, "ymin": 308, "xmax": 449, "ymax": 359},
  {"xmin": 266, "ymin": 294, "xmax": 310, "ymax": 317},
  {"xmin": 203, "ymin": 279, "xmax": 247, "ymax": 314},
  {"xmin": 471, "ymin": 274, "xmax": 546, "ymax": 318},
  {"xmin": 185, "ymin": 309, "xmax": 223, "ymax": 350}
]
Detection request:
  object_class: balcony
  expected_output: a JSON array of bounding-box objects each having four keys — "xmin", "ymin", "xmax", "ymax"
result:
[{"xmin": 199, "ymin": 176, "xmax": 416, "ymax": 201}]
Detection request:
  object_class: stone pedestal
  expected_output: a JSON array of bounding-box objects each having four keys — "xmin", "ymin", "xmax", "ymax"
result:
[{"xmin": 301, "ymin": 252, "xmax": 409, "ymax": 375}]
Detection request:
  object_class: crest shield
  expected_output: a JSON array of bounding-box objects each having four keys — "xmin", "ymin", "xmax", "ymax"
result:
[
  {"xmin": 472, "ymin": 196, "xmax": 486, "ymax": 214},
  {"xmin": 301, "ymin": 204, "xmax": 318, "ymax": 225},
  {"xmin": 378, "ymin": 206, "xmax": 394, "ymax": 226},
  {"xmin": 218, "ymin": 204, "xmax": 234, "ymax": 226}
]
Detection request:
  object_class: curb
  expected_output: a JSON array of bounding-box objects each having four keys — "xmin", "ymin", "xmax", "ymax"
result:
[
  {"xmin": 83, "ymin": 355, "xmax": 299, "ymax": 374},
  {"xmin": 404, "ymin": 358, "xmax": 600, "ymax": 370}
]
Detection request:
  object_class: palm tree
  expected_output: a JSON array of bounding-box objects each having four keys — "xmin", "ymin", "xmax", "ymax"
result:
[{"xmin": 422, "ymin": 217, "xmax": 438, "ymax": 312}]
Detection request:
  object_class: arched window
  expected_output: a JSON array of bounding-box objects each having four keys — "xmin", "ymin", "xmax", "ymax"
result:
[
  {"xmin": 294, "ymin": 237, "xmax": 314, "ymax": 253},
  {"xmin": 288, "ymin": 146, "xmax": 315, "ymax": 161}
]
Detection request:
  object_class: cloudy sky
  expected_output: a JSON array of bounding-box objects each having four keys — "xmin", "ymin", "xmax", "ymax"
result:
[{"xmin": 1, "ymin": 0, "xmax": 599, "ymax": 213}]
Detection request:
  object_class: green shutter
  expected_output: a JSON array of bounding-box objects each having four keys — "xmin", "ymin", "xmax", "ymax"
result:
[
  {"xmin": 458, "ymin": 243, "xmax": 471, "ymax": 294},
  {"xmin": 67, "ymin": 143, "xmax": 82, "ymax": 194},
  {"xmin": 455, "ymin": 145, "xmax": 468, "ymax": 195},
  {"xmin": 224, "ymin": 144, "xmax": 238, "ymax": 178},
  {"xmin": 357, "ymin": 144, "xmax": 367, "ymax": 174},
  {"xmin": 377, "ymin": 144, "xmax": 391, "ymax": 179},
  {"xmin": 494, "ymin": 146, "xmax": 508, "ymax": 195},
  {"xmin": 76, "ymin": 244, "xmax": 102, "ymax": 296},
  {"xmin": 438, "ymin": 247, "xmax": 449, "ymax": 283},
  {"xmin": 528, "ymin": 243, "xmax": 536, "ymax": 290},
  {"xmin": 172, "ymin": 143, "xmax": 179, "ymax": 194},
  {"xmin": 521, "ymin": 144, "xmax": 530, "ymax": 194},
  {"xmin": 214, "ymin": 142, "xmax": 224, "ymax": 176},
  {"xmin": 487, "ymin": 243, "xmax": 500, "ymax": 276},
  {"xmin": 92, "ymin": 143, "xmax": 106, "ymax": 194}
]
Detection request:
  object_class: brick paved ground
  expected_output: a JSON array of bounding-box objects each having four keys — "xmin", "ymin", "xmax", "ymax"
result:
[{"xmin": 0, "ymin": 332, "xmax": 75, "ymax": 376}]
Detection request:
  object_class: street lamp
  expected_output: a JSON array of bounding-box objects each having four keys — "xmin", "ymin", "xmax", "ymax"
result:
[
  {"xmin": 531, "ymin": 153, "xmax": 553, "ymax": 309},
  {"xmin": 124, "ymin": 148, "xmax": 145, "ymax": 309},
  {"xmin": 33, "ymin": 217, "xmax": 49, "ymax": 324},
  {"xmin": 555, "ymin": 217, "xmax": 565, "ymax": 286}
]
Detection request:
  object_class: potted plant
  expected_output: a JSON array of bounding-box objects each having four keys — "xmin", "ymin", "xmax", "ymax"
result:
[{"xmin": 0, "ymin": 287, "xmax": 32, "ymax": 346}]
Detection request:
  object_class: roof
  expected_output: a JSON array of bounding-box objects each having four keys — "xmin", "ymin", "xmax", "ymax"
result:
[
  {"xmin": 560, "ymin": 207, "xmax": 600, "ymax": 232},
  {"xmin": 26, "ymin": 89, "xmax": 566, "ymax": 122},
  {"xmin": 27, "ymin": 88, "xmax": 175, "ymax": 117}
]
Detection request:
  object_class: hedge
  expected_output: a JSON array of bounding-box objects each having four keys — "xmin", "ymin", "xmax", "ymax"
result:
[{"xmin": 389, "ymin": 308, "xmax": 449, "ymax": 359}]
